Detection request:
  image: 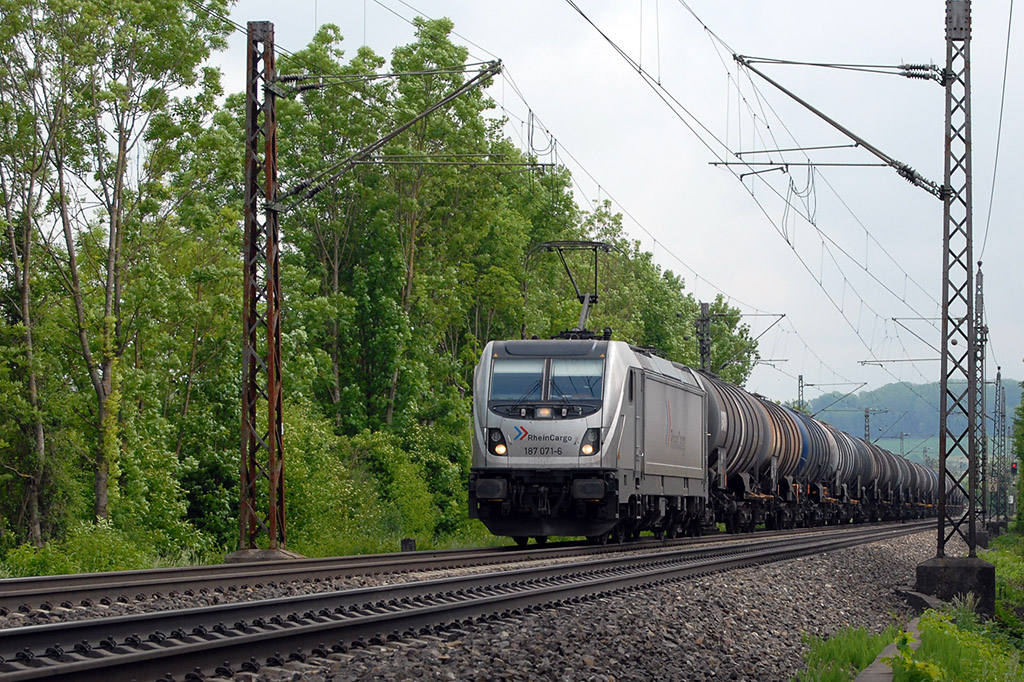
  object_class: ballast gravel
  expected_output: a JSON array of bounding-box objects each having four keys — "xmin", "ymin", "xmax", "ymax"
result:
[
  {"xmin": 0, "ymin": 528, "xmax": 949, "ymax": 681},
  {"xmin": 245, "ymin": 529, "xmax": 941, "ymax": 682}
]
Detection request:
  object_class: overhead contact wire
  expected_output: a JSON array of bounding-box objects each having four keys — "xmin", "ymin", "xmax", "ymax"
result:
[{"xmin": 980, "ymin": 0, "xmax": 1014, "ymax": 260}]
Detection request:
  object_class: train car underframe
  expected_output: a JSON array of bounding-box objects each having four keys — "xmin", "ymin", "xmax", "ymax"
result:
[
  {"xmin": 711, "ymin": 470, "xmax": 937, "ymax": 534},
  {"xmin": 470, "ymin": 468, "xmax": 937, "ymax": 546},
  {"xmin": 469, "ymin": 468, "xmax": 710, "ymax": 545},
  {"xmin": 469, "ymin": 469, "xmax": 621, "ymax": 544}
]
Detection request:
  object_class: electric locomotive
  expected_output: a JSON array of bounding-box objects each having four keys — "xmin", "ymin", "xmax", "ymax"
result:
[{"xmin": 469, "ymin": 336, "xmax": 708, "ymax": 544}]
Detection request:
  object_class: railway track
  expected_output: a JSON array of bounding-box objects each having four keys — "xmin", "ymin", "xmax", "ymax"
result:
[
  {"xmin": 0, "ymin": 520, "xmax": 932, "ymax": 681},
  {"xmin": 0, "ymin": 522, "xmax": 895, "ymax": 615}
]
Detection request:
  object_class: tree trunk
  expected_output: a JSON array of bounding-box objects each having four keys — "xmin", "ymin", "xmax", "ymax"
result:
[
  {"xmin": 3, "ymin": 168, "xmax": 48, "ymax": 546},
  {"xmin": 93, "ymin": 403, "xmax": 109, "ymax": 522},
  {"xmin": 386, "ymin": 169, "xmax": 425, "ymax": 426},
  {"xmin": 175, "ymin": 284, "xmax": 203, "ymax": 457},
  {"xmin": 56, "ymin": 155, "xmax": 111, "ymax": 520}
]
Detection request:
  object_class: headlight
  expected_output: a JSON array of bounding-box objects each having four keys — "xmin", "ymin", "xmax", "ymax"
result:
[
  {"xmin": 488, "ymin": 428, "xmax": 508, "ymax": 456},
  {"xmin": 579, "ymin": 428, "xmax": 601, "ymax": 457}
]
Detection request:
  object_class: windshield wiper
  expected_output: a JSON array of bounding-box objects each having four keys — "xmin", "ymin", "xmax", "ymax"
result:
[{"xmin": 511, "ymin": 378, "xmax": 543, "ymax": 409}]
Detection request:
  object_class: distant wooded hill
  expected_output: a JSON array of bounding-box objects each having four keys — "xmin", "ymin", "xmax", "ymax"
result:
[{"xmin": 804, "ymin": 379, "xmax": 1022, "ymax": 442}]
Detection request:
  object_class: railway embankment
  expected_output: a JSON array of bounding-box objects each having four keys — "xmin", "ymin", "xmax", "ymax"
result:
[{"xmin": 308, "ymin": 530, "xmax": 932, "ymax": 681}]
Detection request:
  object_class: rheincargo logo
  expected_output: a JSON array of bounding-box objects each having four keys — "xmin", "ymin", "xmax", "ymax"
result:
[
  {"xmin": 525, "ymin": 433, "xmax": 573, "ymax": 443},
  {"xmin": 513, "ymin": 426, "xmax": 530, "ymax": 440}
]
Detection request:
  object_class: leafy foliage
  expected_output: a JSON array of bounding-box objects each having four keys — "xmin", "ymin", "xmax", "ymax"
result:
[
  {"xmin": 2, "ymin": 520, "xmax": 157, "ymax": 577},
  {"xmin": 885, "ymin": 630, "xmax": 943, "ymax": 682}
]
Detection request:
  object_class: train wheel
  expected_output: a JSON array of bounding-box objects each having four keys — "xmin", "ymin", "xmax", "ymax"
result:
[
  {"xmin": 512, "ymin": 536, "xmax": 529, "ymax": 548},
  {"xmin": 533, "ymin": 536, "xmax": 548, "ymax": 546},
  {"xmin": 613, "ymin": 524, "xmax": 626, "ymax": 544}
]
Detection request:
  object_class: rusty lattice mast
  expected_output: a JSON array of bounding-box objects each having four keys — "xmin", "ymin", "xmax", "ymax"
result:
[{"xmin": 241, "ymin": 21, "xmax": 285, "ymax": 550}]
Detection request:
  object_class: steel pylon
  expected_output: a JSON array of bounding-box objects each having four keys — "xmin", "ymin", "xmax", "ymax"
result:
[
  {"xmin": 974, "ymin": 265, "xmax": 987, "ymax": 525},
  {"xmin": 936, "ymin": 0, "xmax": 977, "ymax": 558}
]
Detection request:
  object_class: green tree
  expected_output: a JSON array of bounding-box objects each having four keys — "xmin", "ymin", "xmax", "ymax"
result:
[
  {"xmin": 275, "ymin": 27, "xmax": 391, "ymax": 433},
  {"xmin": 0, "ymin": 0, "xmax": 67, "ymax": 545},
  {"xmin": 383, "ymin": 17, "xmax": 497, "ymax": 427},
  {"xmin": 42, "ymin": 0, "xmax": 233, "ymax": 522}
]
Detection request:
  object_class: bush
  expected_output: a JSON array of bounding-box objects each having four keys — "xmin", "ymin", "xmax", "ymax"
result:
[
  {"xmin": 0, "ymin": 521, "xmax": 155, "ymax": 577},
  {"xmin": 348, "ymin": 430, "xmax": 437, "ymax": 542},
  {"xmin": 281, "ymin": 402, "xmax": 441, "ymax": 557},
  {"xmin": 404, "ymin": 422, "xmax": 471, "ymax": 538},
  {"xmin": 275, "ymin": 399, "xmax": 362, "ymax": 557}
]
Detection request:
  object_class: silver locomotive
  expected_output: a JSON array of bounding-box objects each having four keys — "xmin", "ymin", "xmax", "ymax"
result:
[{"xmin": 469, "ymin": 337, "xmax": 944, "ymax": 545}]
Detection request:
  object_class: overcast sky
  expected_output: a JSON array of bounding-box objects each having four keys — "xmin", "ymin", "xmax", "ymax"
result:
[{"xmin": 222, "ymin": 1, "xmax": 1021, "ymax": 405}]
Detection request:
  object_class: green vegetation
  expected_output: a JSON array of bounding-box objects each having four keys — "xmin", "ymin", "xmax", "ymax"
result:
[
  {"xmin": 1, "ymin": 520, "xmax": 218, "ymax": 577},
  {"xmin": 985, "ymin": 530, "xmax": 1024, "ymax": 647},
  {"xmin": 795, "ymin": 526, "xmax": 1024, "ymax": 682},
  {"xmin": 887, "ymin": 602, "xmax": 1023, "ymax": 681},
  {"xmin": 793, "ymin": 624, "xmax": 899, "ymax": 682},
  {"xmin": 0, "ymin": 2, "xmax": 757, "ymax": 576},
  {"xmin": 881, "ymin": 533, "xmax": 1024, "ymax": 682}
]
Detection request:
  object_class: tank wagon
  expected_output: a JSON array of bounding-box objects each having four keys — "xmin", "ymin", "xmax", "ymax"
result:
[{"xmin": 469, "ymin": 338, "xmax": 947, "ymax": 545}]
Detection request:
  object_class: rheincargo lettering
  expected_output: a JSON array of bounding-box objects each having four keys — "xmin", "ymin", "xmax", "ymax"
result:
[{"xmin": 526, "ymin": 434, "xmax": 573, "ymax": 443}]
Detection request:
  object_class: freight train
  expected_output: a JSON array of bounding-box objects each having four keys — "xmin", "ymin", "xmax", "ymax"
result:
[{"xmin": 468, "ymin": 336, "xmax": 946, "ymax": 545}]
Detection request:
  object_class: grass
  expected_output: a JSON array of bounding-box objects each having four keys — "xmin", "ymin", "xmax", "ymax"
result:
[{"xmin": 793, "ymin": 625, "xmax": 899, "ymax": 682}]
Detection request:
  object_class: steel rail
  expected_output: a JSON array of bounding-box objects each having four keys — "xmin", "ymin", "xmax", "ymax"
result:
[
  {"xmin": 0, "ymin": 546, "xmax": 527, "ymax": 614},
  {"xmin": 0, "ymin": 522, "xmax": 892, "ymax": 614},
  {"xmin": 0, "ymin": 521, "xmax": 932, "ymax": 680}
]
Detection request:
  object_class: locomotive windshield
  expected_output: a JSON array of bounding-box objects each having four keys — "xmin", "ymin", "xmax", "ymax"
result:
[
  {"xmin": 549, "ymin": 358, "xmax": 603, "ymax": 400},
  {"xmin": 489, "ymin": 356, "xmax": 604, "ymax": 405},
  {"xmin": 490, "ymin": 359, "xmax": 544, "ymax": 401}
]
